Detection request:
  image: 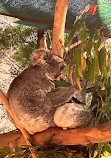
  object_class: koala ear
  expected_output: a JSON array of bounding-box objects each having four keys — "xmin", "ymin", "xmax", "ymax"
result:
[{"xmin": 30, "ymin": 49, "xmax": 47, "ymax": 66}]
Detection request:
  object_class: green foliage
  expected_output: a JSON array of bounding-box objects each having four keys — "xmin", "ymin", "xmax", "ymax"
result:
[
  {"xmin": 12, "ymin": 41, "xmax": 37, "ymax": 69},
  {"xmin": 0, "ymin": 25, "xmax": 53, "ymax": 76},
  {"xmin": 64, "ymin": 17, "xmax": 110, "ymax": 86},
  {"xmin": 0, "ymin": 146, "xmax": 30, "ymax": 158},
  {"xmin": 98, "ymin": 47, "xmax": 106, "ymax": 74},
  {"xmin": 50, "ymin": 79, "xmax": 71, "ymax": 87},
  {"xmin": 0, "ymin": 24, "xmax": 38, "ymax": 76},
  {"xmin": 63, "ymin": 9, "xmax": 111, "ymax": 158},
  {"xmin": 0, "ymin": 144, "xmax": 89, "ymax": 158},
  {"xmin": 0, "ymin": 25, "xmax": 36, "ymax": 50}
]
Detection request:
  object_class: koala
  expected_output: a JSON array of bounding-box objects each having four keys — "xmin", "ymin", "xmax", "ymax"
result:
[
  {"xmin": 7, "ymin": 49, "xmax": 91, "ymax": 134},
  {"xmin": 54, "ymin": 103, "xmax": 91, "ymax": 130}
]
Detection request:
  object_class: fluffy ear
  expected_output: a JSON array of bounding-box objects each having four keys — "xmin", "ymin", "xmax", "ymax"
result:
[{"xmin": 30, "ymin": 49, "xmax": 48, "ymax": 66}]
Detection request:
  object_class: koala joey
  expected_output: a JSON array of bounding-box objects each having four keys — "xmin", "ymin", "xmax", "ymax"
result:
[{"xmin": 7, "ymin": 49, "xmax": 91, "ymax": 134}]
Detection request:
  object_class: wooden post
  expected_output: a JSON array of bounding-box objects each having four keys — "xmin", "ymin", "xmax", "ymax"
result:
[{"xmin": 52, "ymin": 0, "xmax": 70, "ymax": 57}]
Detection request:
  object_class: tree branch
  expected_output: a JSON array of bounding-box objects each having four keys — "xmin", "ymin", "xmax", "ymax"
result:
[
  {"xmin": 0, "ymin": 89, "xmax": 37, "ymax": 158},
  {"xmin": 1, "ymin": 122, "xmax": 111, "ymax": 148},
  {"xmin": 52, "ymin": 0, "xmax": 70, "ymax": 57},
  {"xmin": 37, "ymin": 29, "xmax": 48, "ymax": 49}
]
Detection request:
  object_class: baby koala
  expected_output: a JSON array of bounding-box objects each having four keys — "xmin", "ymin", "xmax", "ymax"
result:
[
  {"xmin": 54, "ymin": 103, "xmax": 91, "ymax": 130},
  {"xmin": 7, "ymin": 49, "xmax": 91, "ymax": 134}
]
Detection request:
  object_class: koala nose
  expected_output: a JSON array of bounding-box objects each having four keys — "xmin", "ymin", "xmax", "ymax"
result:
[
  {"xmin": 59, "ymin": 62, "xmax": 66, "ymax": 71},
  {"xmin": 60, "ymin": 65, "xmax": 65, "ymax": 71}
]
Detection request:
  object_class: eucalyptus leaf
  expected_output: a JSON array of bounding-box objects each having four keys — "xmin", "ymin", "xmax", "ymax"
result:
[
  {"xmin": 0, "ymin": 147, "xmax": 10, "ymax": 157},
  {"xmin": 94, "ymin": 34, "xmax": 101, "ymax": 51},
  {"xmin": 81, "ymin": 27, "xmax": 86, "ymax": 46},
  {"xmin": 86, "ymin": 41, "xmax": 92, "ymax": 56},
  {"xmin": 88, "ymin": 58, "xmax": 95, "ymax": 81},
  {"xmin": 63, "ymin": 65, "xmax": 69, "ymax": 74},
  {"xmin": 50, "ymin": 79, "xmax": 71, "ymax": 87},
  {"xmin": 100, "ymin": 101, "xmax": 111, "ymax": 117},
  {"xmin": 86, "ymin": 30, "xmax": 95, "ymax": 55},
  {"xmin": 98, "ymin": 47, "xmax": 106, "ymax": 74},
  {"xmin": 74, "ymin": 46, "xmax": 81, "ymax": 68},
  {"xmin": 103, "ymin": 143, "xmax": 111, "ymax": 154}
]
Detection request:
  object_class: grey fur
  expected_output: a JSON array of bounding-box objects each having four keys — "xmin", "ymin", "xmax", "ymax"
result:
[{"xmin": 7, "ymin": 49, "xmax": 91, "ymax": 134}]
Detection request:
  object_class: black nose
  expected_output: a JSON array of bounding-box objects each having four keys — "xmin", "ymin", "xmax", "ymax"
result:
[
  {"xmin": 59, "ymin": 62, "xmax": 66, "ymax": 71},
  {"xmin": 60, "ymin": 65, "xmax": 64, "ymax": 71}
]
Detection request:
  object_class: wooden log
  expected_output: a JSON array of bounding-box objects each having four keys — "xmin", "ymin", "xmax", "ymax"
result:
[{"xmin": 1, "ymin": 122, "xmax": 111, "ymax": 148}]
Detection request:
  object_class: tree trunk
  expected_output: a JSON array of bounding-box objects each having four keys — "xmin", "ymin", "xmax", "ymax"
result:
[{"xmin": 52, "ymin": 0, "xmax": 70, "ymax": 57}]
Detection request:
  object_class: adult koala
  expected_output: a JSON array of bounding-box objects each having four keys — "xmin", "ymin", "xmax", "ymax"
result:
[{"xmin": 7, "ymin": 49, "xmax": 91, "ymax": 134}]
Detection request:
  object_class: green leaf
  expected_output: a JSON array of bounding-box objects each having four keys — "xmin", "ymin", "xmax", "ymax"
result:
[
  {"xmin": 86, "ymin": 30, "xmax": 95, "ymax": 56},
  {"xmin": 86, "ymin": 41, "xmax": 92, "ymax": 56},
  {"xmin": 98, "ymin": 47, "xmax": 106, "ymax": 74},
  {"xmin": 103, "ymin": 143, "xmax": 111, "ymax": 154},
  {"xmin": 74, "ymin": 46, "xmax": 81, "ymax": 68},
  {"xmin": 73, "ymin": 46, "xmax": 83, "ymax": 80},
  {"xmin": 63, "ymin": 65, "xmax": 70, "ymax": 74},
  {"xmin": 87, "ymin": 55, "xmax": 99, "ymax": 81},
  {"xmin": 55, "ymin": 153, "xmax": 66, "ymax": 158},
  {"xmin": 76, "ymin": 77, "xmax": 82, "ymax": 91},
  {"xmin": 38, "ymin": 152, "xmax": 47, "ymax": 158},
  {"xmin": 67, "ymin": 153, "xmax": 73, "ymax": 158},
  {"xmin": 0, "ymin": 147, "xmax": 10, "ymax": 157},
  {"xmin": 88, "ymin": 58, "xmax": 95, "ymax": 81},
  {"xmin": 100, "ymin": 100, "xmax": 111, "ymax": 117},
  {"xmin": 78, "ymin": 67, "xmax": 83, "ymax": 79},
  {"xmin": 50, "ymin": 79, "xmax": 71, "ymax": 87},
  {"xmin": 94, "ymin": 55, "xmax": 99, "ymax": 76},
  {"xmin": 81, "ymin": 27, "xmax": 86, "ymax": 46},
  {"xmin": 94, "ymin": 34, "xmax": 101, "ymax": 51},
  {"xmin": 103, "ymin": 67, "xmax": 109, "ymax": 80},
  {"xmin": 69, "ymin": 58, "xmax": 75, "ymax": 67},
  {"xmin": 97, "ymin": 112, "xmax": 103, "ymax": 124}
]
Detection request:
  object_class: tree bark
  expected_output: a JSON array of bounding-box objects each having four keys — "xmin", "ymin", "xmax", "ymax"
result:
[
  {"xmin": 0, "ymin": 90, "xmax": 33, "ymax": 144},
  {"xmin": 0, "ymin": 90, "xmax": 37, "ymax": 158},
  {"xmin": 1, "ymin": 122, "xmax": 111, "ymax": 148},
  {"xmin": 37, "ymin": 29, "xmax": 48, "ymax": 49},
  {"xmin": 52, "ymin": 0, "xmax": 70, "ymax": 57}
]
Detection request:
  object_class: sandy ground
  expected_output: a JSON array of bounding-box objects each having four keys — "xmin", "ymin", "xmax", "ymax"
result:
[
  {"xmin": 0, "ymin": 60, "xmax": 16, "ymax": 133},
  {"xmin": 0, "ymin": 103, "xmax": 16, "ymax": 133}
]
